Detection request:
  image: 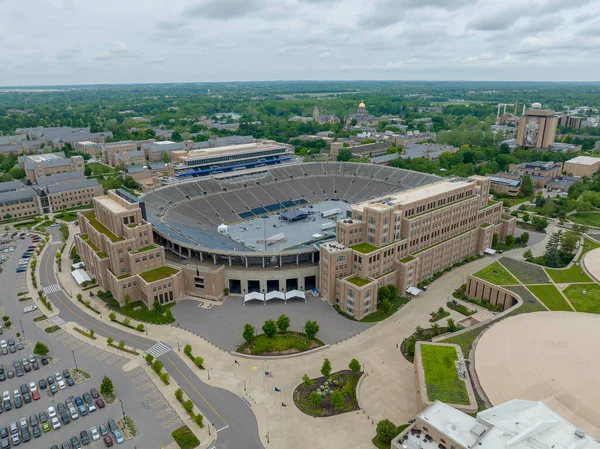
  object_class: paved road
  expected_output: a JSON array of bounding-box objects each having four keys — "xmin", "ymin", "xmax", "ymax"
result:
[{"xmin": 40, "ymin": 228, "xmax": 264, "ymax": 449}]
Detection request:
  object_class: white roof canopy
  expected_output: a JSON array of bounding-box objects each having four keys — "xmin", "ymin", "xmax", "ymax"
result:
[
  {"xmin": 285, "ymin": 290, "xmax": 306, "ymax": 300},
  {"xmin": 72, "ymin": 268, "xmax": 91, "ymax": 285},
  {"xmin": 484, "ymin": 248, "xmax": 497, "ymax": 255},
  {"xmin": 406, "ymin": 286, "xmax": 422, "ymax": 296},
  {"xmin": 244, "ymin": 292, "xmax": 264, "ymax": 303},
  {"xmin": 265, "ymin": 291, "xmax": 285, "ymax": 301}
]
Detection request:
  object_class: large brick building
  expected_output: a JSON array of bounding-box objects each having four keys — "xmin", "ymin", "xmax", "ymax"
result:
[
  {"xmin": 319, "ymin": 176, "xmax": 515, "ymax": 319},
  {"xmin": 19, "ymin": 152, "xmax": 85, "ymax": 183},
  {"xmin": 75, "ymin": 189, "xmax": 184, "ymax": 306}
]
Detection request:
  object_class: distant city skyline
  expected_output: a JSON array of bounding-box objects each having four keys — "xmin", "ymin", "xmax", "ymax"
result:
[{"xmin": 1, "ymin": 0, "xmax": 600, "ymax": 86}]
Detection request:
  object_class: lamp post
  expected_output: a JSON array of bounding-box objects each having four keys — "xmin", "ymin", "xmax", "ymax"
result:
[
  {"xmin": 177, "ymin": 341, "xmax": 180, "ymax": 352},
  {"xmin": 207, "ymin": 368, "xmax": 211, "ymax": 381},
  {"xmin": 72, "ymin": 350, "xmax": 78, "ymax": 371},
  {"xmin": 120, "ymin": 399, "xmax": 125, "ymax": 417},
  {"xmin": 19, "ymin": 320, "xmax": 25, "ymax": 337}
]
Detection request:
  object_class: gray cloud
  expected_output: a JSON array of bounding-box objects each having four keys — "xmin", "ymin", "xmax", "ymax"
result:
[
  {"xmin": 94, "ymin": 42, "xmax": 138, "ymax": 60},
  {"xmin": 184, "ymin": 0, "xmax": 264, "ymax": 20}
]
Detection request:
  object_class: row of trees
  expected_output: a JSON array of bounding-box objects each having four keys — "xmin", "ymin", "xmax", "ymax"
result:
[{"xmin": 242, "ymin": 315, "xmax": 320, "ymax": 343}]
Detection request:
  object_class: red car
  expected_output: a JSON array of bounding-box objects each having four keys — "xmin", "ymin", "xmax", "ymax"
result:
[
  {"xmin": 103, "ymin": 435, "xmax": 113, "ymax": 447},
  {"xmin": 95, "ymin": 398, "xmax": 105, "ymax": 409},
  {"xmin": 32, "ymin": 390, "xmax": 40, "ymax": 401}
]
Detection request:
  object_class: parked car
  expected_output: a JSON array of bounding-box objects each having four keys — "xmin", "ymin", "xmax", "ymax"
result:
[
  {"xmin": 32, "ymin": 425, "xmax": 41, "ymax": 438},
  {"xmin": 51, "ymin": 417, "xmax": 61, "ymax": 430},
  {"xmin": 80, "ymin": 430, "xmax": 91, "ymax": 445},
  {"xmin": 95, "ymin": 397, "xmax": 105, "ymax": 409},
  {"xmin": 66, "ymin": 377, "xmax": 75, "ymax": 387},
  {"xmin": 90, "ymin": 388, "xmax": 99, "ymax": 399},
  {"xmin": 99, "ymin": 424, "xmax": 108, "ymax": 436},
  {"xmin": 113, "ymin": 430, "xmax": 124, "ymax": 444},
  {"xmin": 103, "ymin": 435, "xmax": 113, "ymax": 447},
  {"xmin": 90, "ymin": 427, "xmax": 100, "ymax": 441},
  {"xmin": 107, "ymin": 419, "xmax": 118, "ymax": 434},
  {"xmin": 38, "ymin": 379, "xmax": 46, "ymax": 389},
  {"xmin": 71, "ymin": 435, "xmax": 81, "ymax": 449},
  {"xmin": 38, "ymin": 411, "xmax": 48, "ymax": 423},
  {"xmin": 50, "ymin": 384, "xmax": 58, "ymax": 394}
]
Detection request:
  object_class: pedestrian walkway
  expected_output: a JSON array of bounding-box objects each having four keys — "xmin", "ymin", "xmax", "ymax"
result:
[
  {"xmin": 50, "ymin": 316, "xmax": 65, "ymax": 325},
  {"xmin": 146, "ymin": 342, "xmax": 172, "ymax": 359},
  {"xmin": 43, "ymin": 283, "xmax": 61, "ymax": 294}
]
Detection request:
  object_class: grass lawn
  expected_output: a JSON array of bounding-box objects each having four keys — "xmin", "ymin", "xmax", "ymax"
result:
[
  {"xmin": 502, "ymin": 195, "xmax": 533, "ymax": 207},
  {"xmin": 87, "ymin": 162, "xmax": 119, "ymax": 175},
  {"xmin": 360, "ymin": 296, "xmax": 409, "ymax": 322},
  {"xmin": 420, "ymin": 344, "xmax": 470, "ymax": 405},
  {"xmin": 350, "ymin": 243, "xmax": 378, "ymax": 254},
  {"xmin": 429, "ymin": 309, "xmax": 451, "ymax": 322},
  {"xmin": 569, "ymin": 213, "xmax": 600, "ymax": 228},
  {"xmin": 55, "ymin": 211, "xmax": 79, "ymax": 222},
  {"xmin": 139, "ymin": 265, "xmax": 179, "ymax": 282},
  {"xmin": 171, "ymin": 425, "xmax": 199, "ymax": 449},
  {"xmin": 546, "ymin": 265, "xmax": 592, "ymax": 283},
  {"xmin": 499, "ymin": 257, "xmax": 550, "ymax": 284},
  {"xmin": 120, "ymin": 301, "xmax": 176, "ymax": 324},
  {"xmin": 579, "ymin": 237, "xmax": 600, "ymax": 261},
  {"xmin": 527, "ymin": 284, "xmax": 573, "ymax": 311},
  {"xmin": 474, "ymin": 262, "xmax": 518, "ymax": 285},
  {"xmin": 238, "ymin": 331, "xmax": 323, "ymax": 355},
  {"xmin": 84, "ymin": 212, "xmax": 124, "ymax": 242},
  {"xmin": 347, "ymin": 276, "xmax": 371, "ymax": 287},
  {"xmin": 563, "ymin": 283, "xmax": 600, "ymax": 314}
]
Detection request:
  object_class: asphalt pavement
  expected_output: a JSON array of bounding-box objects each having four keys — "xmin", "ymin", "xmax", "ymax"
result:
[{"xmin": 40, "ymin": 228, "xmax": 264, "ymax": 449}]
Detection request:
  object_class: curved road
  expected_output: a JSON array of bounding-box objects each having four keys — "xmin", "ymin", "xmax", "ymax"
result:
[{"xmin": 40, "ymin": 228, "xmax": 264, "ymax": 449}]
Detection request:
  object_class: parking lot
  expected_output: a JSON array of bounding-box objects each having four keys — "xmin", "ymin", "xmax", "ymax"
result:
[{"xmin": 0, "ymin": 231, "xmax": 180, "ymax": 448}]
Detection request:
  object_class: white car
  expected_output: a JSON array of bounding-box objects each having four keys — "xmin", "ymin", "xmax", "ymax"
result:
[
  {"xmin": 54, "ymin": 372, "xmax": 62, "ymax": 381},
  {"xmin": 23, "ymin": 305, "xmax": 38, "ymax": 313},
  {"xmin": 90, "ymin": 427, "xmax": 100, "ymax": 441},
  {"xmin": 58, "ymin": 379, "xmax": 66, "ymax": 390},
  {"xmin": 8, "ymin": 247, "xmax": 14, "ymax": 252},
  {"xmin": 2, "ymin": 391, "xmax": 9, "ymax": 401},
  {"xmin": 87, "ymin": 402, "xmax": 96, "ymax": 412},
  {"xmin": 0, "ymin": 340, "xmax": 6, "ymax": 349},
  {"xmin": 47, "ymin": 406, "xmax": 56, "ymax": 418},
  {"xmin": 51, "ymin": 417, "xmax": 61, "ymax": 430},
  {"xmin": 68, "ymin": 405, "xmax": 79, "ymax": 420},
  {"xmin": 28, "ymin": 382, "xmax": 37, "ymax": 393}
]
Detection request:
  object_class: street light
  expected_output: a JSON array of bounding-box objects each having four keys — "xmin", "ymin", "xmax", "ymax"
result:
[
  {"xmin": 120, "ymin": 399, "xmax": 125, "ymax": 417},
  {"xmin": 19, "ymin": 320, "xmax": 24, "ymax": 337},
  {"xmin": 207, "ymin": 368, "xmax": 211, "ymax": 380},
  {"xmin": 72, "ymin": 350, "xmax": 78, "ymax": 371},
  {"xmin": 177, "ymin": 342, "xmax": 180, "ymax": 352}
]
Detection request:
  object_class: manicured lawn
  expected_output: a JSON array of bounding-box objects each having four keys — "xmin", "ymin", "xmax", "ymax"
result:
[
  {"xmin": 429, "ymin": 309, "xmax": 451, "ymax": 322},
  {"xmin": 360, "ymin": 296, "xmax": 410, "ymax": 322},
  {"xmin": 347, "ymin": 276, "xmax": 371, "ymax": 287},
  {"xmin": 420, "ymin": 344, "xmax": 470, "ymax": 405},
  {"xmin": 84, "ymin": 212, "xmax": 124, "ymax": 242},
  {"xmin": 502, "ymin": 195, "xmax": 533, "ymax": 206},
  {"xmin": 474, "ymin": 262, "xmax": 518, "ymax": 285},
  {"xmin": 120, "ymin": 301, "xmax": 176, "ymax": 324},
  {"xmin": 570, "ymin": 213, "xmax": 600, "ymax": 228},
  {"xmin": 350, "ymin": 243, "xmax": 378, "ymax": 254},
  {"xmin": 563, "ymin": 283, "xmax": 600, "ymax": 314},
  {"xmin": 527, "ymin": 284, "xmax": 573, "ymax": 311},
  {"xmin": 499, "ymin": 257, "xmax": 550, "ymax": 284},
  {"xmin": 55, "ymin": 211, "xmax": 79, "ymax": 222},
  {"xmin": 132, "ymin": 245, "xmax": 156, "ymax": 254},
  {"xmin": 87, "ymin": 162, "xmax": 118, "ymax": 175},
  {"xmin": 578, "ymin": 237, "xmax": 600, "ymax": 261},
  {"xmin": 139, "ymin": 265, "xmax": 179, "ymax": 282},
  {"xmin": 238, "ymin": 331, "xmax": 323, "ymax": 355},
  {"xmin": 546, "ymin": 265, "xmax": 592, "ymax": 283}
]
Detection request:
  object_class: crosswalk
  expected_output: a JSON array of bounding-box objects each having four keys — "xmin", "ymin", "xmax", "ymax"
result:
[
  {"xmin": 50, "ymin": 316, "xmax": 65, "ymax": 325},
  {"xmin": 43, "ymin": 284, "xmax": 61, "ymax": 294},
  {"xmin": 146, "ymin": 342, "xmax": 172, "ymax": 359}
]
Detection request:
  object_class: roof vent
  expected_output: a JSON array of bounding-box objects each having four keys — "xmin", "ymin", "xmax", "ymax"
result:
[{"xmin": 575, "ymin": 428, "xmax": 586, "ymax": 439}]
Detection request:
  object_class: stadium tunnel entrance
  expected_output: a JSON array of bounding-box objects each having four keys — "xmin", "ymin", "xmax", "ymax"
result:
[
  {"xmin": 304, "ymin": 275, "xmax": 316, "ymax": 291},
  {"xmin": 266, "ymin": 280, "xmax": 280, "ymax": 292},
  {"xmin": 229, "ymin": 279, "xmax": 242, "ymax": 294}
]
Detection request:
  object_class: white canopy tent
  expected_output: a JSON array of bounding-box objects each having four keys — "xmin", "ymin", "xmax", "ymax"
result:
[
  {"xmin": 285, "ymin": 289, "xmax": 307, "ymax": 303},
  {"xmin": 265, "ymin": 291, "xmax": 285, "ymax": 302},
  {"xmin": 72, "ymin": 269, "xmax": 91, "ymax": 285},
  {"xmin": 217, "ymin": 224, "xmax": 229, "ymax": 234},
  {"xmin": 243, "ymin": 292, "xmax": 265, "ymax": 306},
  {"xmin": 406, "ymin": 286, "xmax": 422, "ymax": 296},
  {"xmin": 484, "ymin": 248, "xmax": 497, "ymax": 255}
]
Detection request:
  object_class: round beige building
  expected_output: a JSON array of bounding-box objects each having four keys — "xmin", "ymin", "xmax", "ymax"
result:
[{"xmin": 475, "ymin": 312, "xmax": 600, "ymax": 438}]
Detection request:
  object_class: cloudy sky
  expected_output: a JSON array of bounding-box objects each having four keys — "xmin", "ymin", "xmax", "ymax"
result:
[{"xmin": 1, "ymin": 0, "xmax": 599, "ymax": 85}]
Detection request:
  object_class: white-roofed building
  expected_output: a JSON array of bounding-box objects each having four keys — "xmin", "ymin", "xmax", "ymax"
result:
[
  {"xmin": 393, "ymin": 399, "xmax": 600, "ymax": 449},
  {"xmin": 564, "ymin": 156, "xmax": 600, "ymax": 177}
]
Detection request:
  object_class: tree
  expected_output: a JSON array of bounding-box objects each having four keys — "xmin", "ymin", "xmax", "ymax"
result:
[
  {"xmin": 431, "ymin": 323, "xmax": 440, "ymax": 336},
  {"xmin": 308, "ymin": 391, "xmax": 322, "ymax": 407},
  {"xmin": 337, "ymin": 149, "xmax": 352, "ymax": 162},
  {"xmin": 522, "ymin": 212, "xmax": 530, "ymax": 223},
  {"xmin": 520, "ymin": 232, "xmax": 530, "ymax": 244},
  {"xmin": 76, "ymin": 293, "xmax": 82, "ymax": 301},
  {"xmin": 304, "ymin": 320, "xmax": 319, "ymax": 339},
  {"xmin": 124, "ymin": 295, "xmax": 131, "ymax": 307},
  {"xmin": 505, "ymin": 234, "xmax": 515, "ymax": 247},
  {"xmin": 446, "ymin": 318, "xmax": 457, "ymax": 333},
  {"xmin": 532, "ymin": 216, "xmax": 549, "ymax": 232},
  {"xmin": 84, "ymin": 166, "xmax": 92, "ymax": 176},
  {"xmin": 152, "ymin": 360, "xmax": 164, "ymax": 374},
  {"xmin": 321, "ymin": 358, "xmax": 332, "ymax": 378},
  {"xmin": 377, "ymin": 286, "xmax": 390, "ymax": 303},
  {"xmin": 175, "ymin": 388, "xmax": 184, "ymax": 402},
  {"xmin": 162, "ymin": 151, "xmax": 170, "ymax": 163},
  {"xmin": 262, "ymin": 319, "xmax": 277, "ymax": 338},
  {"xmin": 145, "ymin": 354, "xmax": 154, "ymax": 364},
  {"xmin": 153, "ymin": 300, "xmax": 163, "ymax": 315},
  {"xmin": 276, "ymin": 314, "xmax": 290, "ymax": 333},
  {"xmin": 376, "ymin": 419, "xmax": 398, "ymax": 445},
  {"xmin": 521, "ymin": 175, "xmax": 533, "ymax": 196},
  {"xmin": 100, "ymin": 376, "xmax": 114, "ymax": 396},
  {"xmin": 183, "ymin": 399, "xmax": 194, "ymax": 413},
  {"xmin": 108, "ymin": 312, "xmax": 116, "ymax": 321},
  {"xmin": 184, "ymin": 344, "xmax": 192, "ymax": 355},
  {"xmin": 107, "ymin": 336, "xmax": 113, "ymax": 345},
  {"xmin": 523, "ymin": 249, "xmax": 533, "ymax": 259},
  {"xmin": 302, "ymin": 374, "xmax": 313, "ymax": 386},
  {"xmin": 545, "ymin": 231, "xmax": 561, "ymax": 268},
  {"xmin": 330, "ymin": 390, "xmax": 345, "ymax": 410},
  {"xmin": 194, "ymin": 414, "xmax": 204, "ymax": 427},
  {"xmin": 349, "ymin": 358, "xmax": 361, "ymax": 373},
  {"xmin": 560, "ymin": 231, "xmax": 579, "ymax": 256},
  {"xmin": 242, "ymin": 323, "xmax": 255, "ymax": 344},
  {"xmin": 387, "ymin": 284, "xmax": 398, "ymax": 299},
  {"xmin": 33, "ymin": 342, "xmax": 49, "ymax": 356},
  {"xmin": 8, "ymin": 166, "xmax": 25, "ymax": 180},
  {"xmin": 492, "ymin": 233, "xmax": 499, "ymax": 248},
  {"xmin": 194, "ymin": 357, "xmax": 204, "ymax": 368},
  {"xmin": 118, "ymin": 340, "xmax": 125, "ymax": 349},
  {"xmin": 380, "ymin": 298, "xmax": 392, "ymax": 316}
]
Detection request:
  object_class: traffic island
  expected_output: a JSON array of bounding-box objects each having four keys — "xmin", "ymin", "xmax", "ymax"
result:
[
  {"xmin": 293, "ymin": 369, "xmax": 362, "ymax": 417},
  {"xmin": 237, "ymin": 331, "xmax": 323, "ymax": 356}
]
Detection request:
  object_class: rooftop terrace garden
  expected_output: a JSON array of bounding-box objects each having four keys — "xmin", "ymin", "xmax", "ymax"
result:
[
  {"xmin": 350, "ymin": 243, "xmax": 378, "ymax": 254},
  {"xmin": 346, "ymin": 276, "xmax": 371, "ymax": 287},
  {"xmin": 420, "ymin": 344, "xmax": 470, "ymax": 405},
  {"xmin": 473, "ymin": 262, "xmax": 518, "ymax": 286},
  {"xmin": 84, "ymin": 212, "xmax": 124, "ymax": 243},
  {"xmin": 139, "ymin": 265, "xmax": 179, "ymax": 283}
]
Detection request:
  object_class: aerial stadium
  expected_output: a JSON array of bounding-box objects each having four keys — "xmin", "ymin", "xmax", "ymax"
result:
[{"xmin": 140, "ymin": 162, "xmax": 441, "ymax": 299}]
